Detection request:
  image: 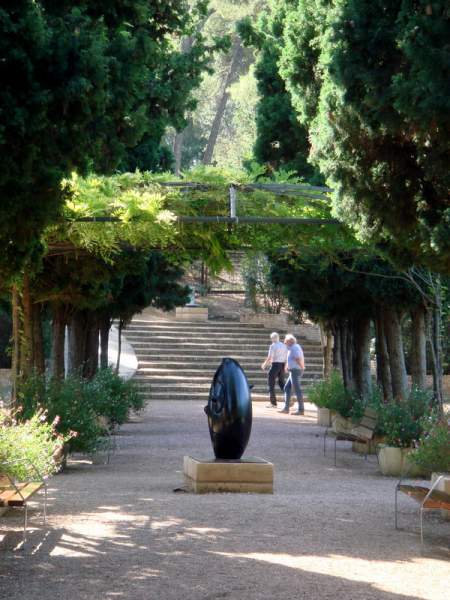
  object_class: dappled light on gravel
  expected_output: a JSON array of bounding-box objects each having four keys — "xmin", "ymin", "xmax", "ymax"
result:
[{"xmin": 213, "ymin": 551, "xmax": 450, "ymax": 600}]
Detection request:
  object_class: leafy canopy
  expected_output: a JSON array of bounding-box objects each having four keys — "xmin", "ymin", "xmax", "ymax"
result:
[{"xmin": 0, "ymin": 1, "xmax": 213, "ymax": 282}]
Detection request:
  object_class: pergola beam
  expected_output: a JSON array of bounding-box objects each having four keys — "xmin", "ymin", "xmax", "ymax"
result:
[
  {"xmin": 72, "ymin": 181, "xmax": 339, "ymax": 225},
  {"xmin": 176, "ymin": 216, "xmax": 339, "ymax": 225}
]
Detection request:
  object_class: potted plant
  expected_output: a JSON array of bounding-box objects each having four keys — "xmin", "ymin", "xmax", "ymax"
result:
[
  {"xmin": 376, "ymin": 388, "xmax": 433, "ymax": 477},
  {"xmin": 308, "ymin": 371, "xmax": 354, "ymax": 429},
  {"xmin": 409, "ymin": 417, "xmax": 450, "ymax": 519},
  {"xmin": 308, "ymin": 376, "xmax": 334, "ymax": 426}
]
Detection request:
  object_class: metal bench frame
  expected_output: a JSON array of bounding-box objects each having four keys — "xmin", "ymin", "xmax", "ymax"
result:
[
  {"xmin": 323, "ymin": 408, "xmax": 378, "ymax": 466},
  {"xmin": 395, "ymin": 474, "xmax": 450, "ymax": 545},
  {"xmin": 0, "ymin": 459, "xmax": 47, "ymax": 547}
]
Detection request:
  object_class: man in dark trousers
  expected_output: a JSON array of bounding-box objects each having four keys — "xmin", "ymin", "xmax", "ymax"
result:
[{"xmin": 261, "ymin": 332, "xmax": 287, "ymax": 408}]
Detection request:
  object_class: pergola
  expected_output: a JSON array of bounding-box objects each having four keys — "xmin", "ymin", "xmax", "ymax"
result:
[{"xmin": 76, "ymin": 181, "xmax": 340, "ymax": 226}]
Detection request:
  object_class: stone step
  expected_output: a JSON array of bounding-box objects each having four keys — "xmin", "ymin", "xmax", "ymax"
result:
[
  {"xmin": 133, "ymin": 378, "xmax": 318, "ymax": 391},
  {"xmin": 136, "ymin": 391, "xmax": 314, "ymax": 401},
  {"xmin": 126, "ymin": 316, "xmax": 323, "ymax": 402},
  {"xmin": 127, "ymin": 337, "xmax": 319, "ymax": 353},
  {"xmin": 124, "ymin": 329, "xmax": 314, "ymax": 339},
  {"xmin": 135, "ymin": 363, "xmax": 324, "ymax": 371},
  {"xmin": 127, "ymin": 320, "xmax": 267, "ymax": 330},
  {"xmin": 133, "ymin": 346, "xmax": 323, "ymax": 364}
]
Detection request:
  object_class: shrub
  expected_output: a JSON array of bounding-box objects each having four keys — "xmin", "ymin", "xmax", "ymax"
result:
[
  {"xmin": 376, "ymin": 387, "xmax": 434, "ymax": 448},
  {"xmin": 0, "ymin": 410, "xmax": 67, "ymax": 479},
  {"xmin": 17, "ymin": 370, "xmax": 144, "ymax": 454},
  {"xmin": 308, "ymin": 371, "xmax": 355, "ymax": 418},
  {"xmin": 88, "ymin": 368, "xmax": 143, "ymax": 428},
  {"xmin": 410, "ymin": 416, "xmax": 450, "ymax": 475},
  {"xmin": 18, "ymin": 374, "xmax": 106, "ymax": 454}
]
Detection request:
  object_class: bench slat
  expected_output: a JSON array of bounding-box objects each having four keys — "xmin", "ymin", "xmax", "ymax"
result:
[
  {"xmin": 398, "ymin": 484, "xmax": 450, "ymax": 510},
  {"xmin": 350, "ymin": 425, "xmax": 374, "ymax": 440},
  {"xmin": 0, "ymin": 482, "xmax": 43, "ymax": 506}
]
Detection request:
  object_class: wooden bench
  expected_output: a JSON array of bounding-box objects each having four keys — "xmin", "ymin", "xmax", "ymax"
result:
[
  {"xmin": 395, "ymin": 474, "xmax": 450, "ymax": 544},
  {"xmin": 0, "ymin": 461, "xmax": 47, "ymax": 546},
  {"xmin": 323, "ymin": 407, "xmax": 378, "ymax": 466}
]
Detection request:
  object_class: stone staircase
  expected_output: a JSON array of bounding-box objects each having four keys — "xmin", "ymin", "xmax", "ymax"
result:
[{"xmin": 124, "ymin": 319, "xmax": 324, "ymax": 402}]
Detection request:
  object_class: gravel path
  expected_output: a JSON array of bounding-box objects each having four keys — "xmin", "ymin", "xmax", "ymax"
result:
[{"xmin": 1, "ymin": 401, "xmax": 448, "ymax": 599}]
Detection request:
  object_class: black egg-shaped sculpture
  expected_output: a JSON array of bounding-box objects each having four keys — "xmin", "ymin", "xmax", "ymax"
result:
[{"xmin": 204, "ymin": 357, "xmax": 252, "ymax": 460}]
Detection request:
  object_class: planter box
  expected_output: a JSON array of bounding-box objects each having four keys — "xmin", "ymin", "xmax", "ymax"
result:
[
  {"xmin": 317, "ymin": 407, "xmax": 333, "ymax": 427},
  {"xmin": 378, "ymin": 446, "xmax": 424, "ymax": 477},
  {"xmin": 431, "ymin": 473, "xmax": 450, "ymax": 520},
  {"xmin": 239, "ymin": 313, "xmax": 287, "ymax": 329},
  {"xmin": 175, "ymin": 306, "xmax": 209, "ymax": 321}
]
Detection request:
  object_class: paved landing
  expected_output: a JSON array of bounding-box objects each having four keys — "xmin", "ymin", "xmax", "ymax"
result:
[{"xmin": 1, "ymin": 402, "xmax": 448, "ymax": 600}]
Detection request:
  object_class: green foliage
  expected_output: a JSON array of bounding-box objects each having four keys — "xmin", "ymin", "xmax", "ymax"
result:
[
  {"xmin": 410, "ymin": 417, "xmax": 450, "ymax": 475},
  {"xmin": 170, "ymin": 0, "xmax": 257, "ymax": 170},
  {"xmin": 269, "ymin": 249, "xmax": 422, "ymax": 328},
  {"xmin": 0, "ymin": 410, "xmax": 66, "ymax": 479},
  {"xmin": 276, "ymin": 0, "xmax": 450, "ymax": 273},
  {"xmin": 376, "ymin": 387, "xmax": 434, "ymax": 448},
  {"xmin": 87, "ymin": 369, "xmax": 144, "ymax": 428},
  {"xmin": 241, "ymin": 253, "xmax": 285, "ymax": 313},
  {"xmin": 18, "ymin": 375, "xmax": 105, "ymax": 454},
  {"xmin": 17, "ymin": 370, "xmax": 143, "ymax": 454},
  {"xmin": 0, "ymin": 1, "xmax": 213, "ymax": 283},
  {"xmin": 239, "ymin": 2, "xmax": 323, "ymax": 182},
  {"xmin": 307, "ymin": 371, "xmax": 355, "ymax": 417},
  {"xmin": 106, "ymin": 251, "xmax": 190, "ymax": 324}
]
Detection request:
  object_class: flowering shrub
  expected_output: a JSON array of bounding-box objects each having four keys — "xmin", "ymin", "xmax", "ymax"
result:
[
  {"xmin": 410, "ymin": 416, "xmax": 450, "ymax": 475},
  {"xmin": 0, "ymin": 410, "xmax": 70, "ymax": 479}
]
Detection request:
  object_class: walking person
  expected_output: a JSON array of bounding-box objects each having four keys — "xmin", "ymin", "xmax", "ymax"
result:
[
  {"xmin": 279, "ymin": 334, "xmax": 305, "ymax": 415},
  {"xmin": 261, "ymin": 332, "xmax": 287, "ymax": 408}
]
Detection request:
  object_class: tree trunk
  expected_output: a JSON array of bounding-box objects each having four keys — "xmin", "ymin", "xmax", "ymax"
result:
[
  {"xmin": 51, "ymin": 304, "xmax": 66, "ymax": 380},
  {"xmin": 332, "ymin": 324, "xmax": 342, "ymax": 372},
  {"xmin": 320, "ymin": 323, "xmax": 333, "ymax": 379},
  {"xmin": 410, "ymin": 306, "xmax": 427, "ymax": 390},
  {"xmin": 20, "ymin": 273, "xmax": 34, "ymax": 377},
  {"xmin": 354, "ymin": 317, "xmax": 372, "ymax": 400},
  {"xmin": 100, "ymin": 315, "xmax": 111, "ymax": 369},
  {"xmin": 115, "ymin": 319, "xmax": 123, "ymax": 374},
  {"xmin": 173, "ymin": 130, "xmax": 184, "ymax": 177},
  {"xmin": 375, "ymin": 309, "xmax": 392, "ymax": 402},
  {"xmin": 202, "ymin": 39, "xmax": 244, "ymax": 165},
  {"xmin": 67, "ymin": 311, "xmax": 87, "ymax": 375},
  {"xmin": 32, "ymin": 302, "xmax": 45, "ymax": 375},
  {"xmin": 383, "ymin": 307, "xmax": 408, "ymax": 401},
  {"xmin": 83, "ymin": 313, "xmax": 99, "ymax": 380},
  {"xmin": 339, "ymin": 320, "xmax": 354, "ymax": 390},
  {"xmin": 426, "ymin": 280, "xmax": 443, "ymax": 411},
  {"xmin": 11, "ymin": 286, "xmax": 21, "ymax": 404}
]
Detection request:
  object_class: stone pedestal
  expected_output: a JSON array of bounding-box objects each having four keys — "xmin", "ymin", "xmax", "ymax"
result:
[
  {"xmin": 183, "ymin": 456, "xmax": 273, "ymax": 494},
  {"xmin": 175, "ymin": 306, "xmax": 209, "ymax": 321}
]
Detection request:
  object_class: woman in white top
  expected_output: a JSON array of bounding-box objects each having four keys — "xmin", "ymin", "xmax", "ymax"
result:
[{"xmin": 261, "ymin": 332, "xmax": 288, "ymax": 407}]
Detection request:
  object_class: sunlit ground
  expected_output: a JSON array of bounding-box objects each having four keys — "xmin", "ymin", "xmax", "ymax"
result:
[{"xmin": 1, "ymin": 400, "xmax": 448, "ymax": 600}]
